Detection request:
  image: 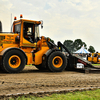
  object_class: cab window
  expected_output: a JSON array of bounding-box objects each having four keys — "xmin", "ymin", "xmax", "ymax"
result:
[
  {"xmin": 14, "ymin": 24, "xmax": 21, "ymax": 34},
  {"xmin": 23, "ymin": 22, "xmax": 35, "ymax": 43}
]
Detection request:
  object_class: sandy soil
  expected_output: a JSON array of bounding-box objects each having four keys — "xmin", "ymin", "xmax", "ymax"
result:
[{"xmin": 0, "ymin": 66, "xmax": 100, "ymax": 95}]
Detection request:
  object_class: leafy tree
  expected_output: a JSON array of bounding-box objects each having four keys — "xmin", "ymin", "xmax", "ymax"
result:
[
  {"xmin": 73, "ymin": 39, "xmax": 87, "ymax": 52},
  {"xmin": 63, "ymin": 40, "xmax": 74, "ymax": 53},
  {"xmin": 50, "ymin": 39, "xmax": 54, "ymax": 43},
  {"xmin": 82, "ymin": 42, "xmax": 87, "ymax": 49},
  {"xmin": 63, "ymin": 39, "xmax": 96, "ymax": 53},
  {"xmin": 47, "ymin": 37, "xmax": 55, "ymax": 43},
  {"xmin": 88, "ymin": 46, "xmax": 95, "ymax": 53},
  {"xmin": 63, "ymin": 39, "xmax": 88, "ymax": 53},
  {"xmin": 73, "ymin": 39, "xmax": 83, "ymax": 52}
]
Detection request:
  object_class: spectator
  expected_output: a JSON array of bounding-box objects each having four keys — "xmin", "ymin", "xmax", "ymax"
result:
[
  {"xmin": 93, "ymin": 52, "xmax": 98, "ymax": 57},
  {"xmin": 87, "ymin": 53, "xmax": 91, "ymax": 60},
  {"xmin": 93, "ymin": 52, "xmax": 98, "ymax": 62}
]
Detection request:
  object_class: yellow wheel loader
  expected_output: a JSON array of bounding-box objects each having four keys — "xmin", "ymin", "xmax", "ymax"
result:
[
  {"xmin": 0, "ymin": 15, "xmax": 68, "ymax": 73},
  {"xmin": 0, "ymin": 15, "xmax": 99, "ymax": 73}
]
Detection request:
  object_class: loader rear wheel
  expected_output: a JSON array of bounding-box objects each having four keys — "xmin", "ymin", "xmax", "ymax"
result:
[
  {"xmin": 47, "ymin": 51, "xmax": 67, "ymax": 72},
  {"xmin": 2, "ymin": 50, "xmax": 26, "ymax": 73}
]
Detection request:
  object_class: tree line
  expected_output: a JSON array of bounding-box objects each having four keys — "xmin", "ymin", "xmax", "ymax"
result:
[
  {"xmin": 49, "ymin": 38, "xmax": 95, "ymax": 53},
  {"xmin": 63, "ymin": 39, "xmax": 95, "ymax": 53}
]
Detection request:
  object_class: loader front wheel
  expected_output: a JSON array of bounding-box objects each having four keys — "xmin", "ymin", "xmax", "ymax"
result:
[
  {"xmin": 47, "ymin": 51, "xmax": 67, "ymax": 72},
  {"xmin": 2, "ymin": 50, "xmax": 26, "ymax": 73}
]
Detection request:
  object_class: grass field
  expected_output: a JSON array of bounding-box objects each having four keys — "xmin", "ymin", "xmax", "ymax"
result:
[
  {"xmin": 9, "ymin": 89, "xmax": 100, "ymax": 100},
  {"xmin": 92, "ymin": 64, "xmax": 100, "ymax": 66}
]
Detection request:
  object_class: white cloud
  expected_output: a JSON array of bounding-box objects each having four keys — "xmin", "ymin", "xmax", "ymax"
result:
[{"xmin": 0, "ymin": 0, "xmax": 100, "ymax": 51}]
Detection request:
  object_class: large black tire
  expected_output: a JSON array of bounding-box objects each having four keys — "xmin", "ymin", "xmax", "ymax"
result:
[
  {"xmin": 65, "ymin": 58, "xmax": 76, "ymax": 71},
  {"xmin": 0, "ymin": 61, "xmax": 5, "ymax": 72},
  {"xmin": 2, "ymin": 50, "xmax": 26, "ymax": 73},
  {"xmin": 47, "ymin": 51, "xmax": 67, "ymax": 72},
  {"xmin": 35, "ymin": 64, "xmax": 46, "ymax": 70}
]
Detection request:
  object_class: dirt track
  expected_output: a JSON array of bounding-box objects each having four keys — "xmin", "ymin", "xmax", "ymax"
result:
[{"xmin": 0, "ymin": 66, "xmax": 100, "ymax": 96}]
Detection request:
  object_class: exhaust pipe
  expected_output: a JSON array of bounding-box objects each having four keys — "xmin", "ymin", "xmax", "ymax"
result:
[{"xmin": 0, "ymin": 21, "xmax": 2, "ymax": 32}]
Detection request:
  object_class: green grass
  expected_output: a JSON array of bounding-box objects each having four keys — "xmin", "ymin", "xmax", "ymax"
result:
[
  {"xmin": 9, "ymin": 89, "xmax": 100, "ymax": 100},
  {"xmin": 92, "ymin": 64, "xmax": 100, "ymax": 66}
]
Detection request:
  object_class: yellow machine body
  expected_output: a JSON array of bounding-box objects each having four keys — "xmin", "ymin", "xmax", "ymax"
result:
[
  {"xmin": 0, "ymin": 16, "xmax": 98, "ymax": 73},
  {"xmin": 87, "ymin": 53, "xmax": 100, "ymax": 64},
  {"xmin": 0, "ymin": 17, "xmax": 67, "ymax": 73},
  {"xmin": 0, "ymin": 19, "xmax": 49, "ymax": 66}
]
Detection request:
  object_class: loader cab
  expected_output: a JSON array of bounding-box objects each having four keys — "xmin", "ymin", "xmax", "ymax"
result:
[
  {"xmin": 13, "ymin": 19, "xmax": 41, "ymax": 47},
  {"xmin": 23, "ymin": 22, "xmax": 40, "ymax": 43},
  {"xmin": 23, "ymin": 22, "xmax": 35, "ymax": 43}
]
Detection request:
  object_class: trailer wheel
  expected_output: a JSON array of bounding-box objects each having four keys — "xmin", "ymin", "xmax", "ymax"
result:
[
  {"xmin": 2, "ymin": 50, "xmax": 26, "ymax": 73},
  {"xmin": 47, "ymin": 51, "xmax": 67, "ymax": 72}
]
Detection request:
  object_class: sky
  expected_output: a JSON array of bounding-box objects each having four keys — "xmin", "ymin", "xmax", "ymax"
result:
[{"xmin": 0, "ymin": 0, "xmax": 100, "ymax": 52}]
